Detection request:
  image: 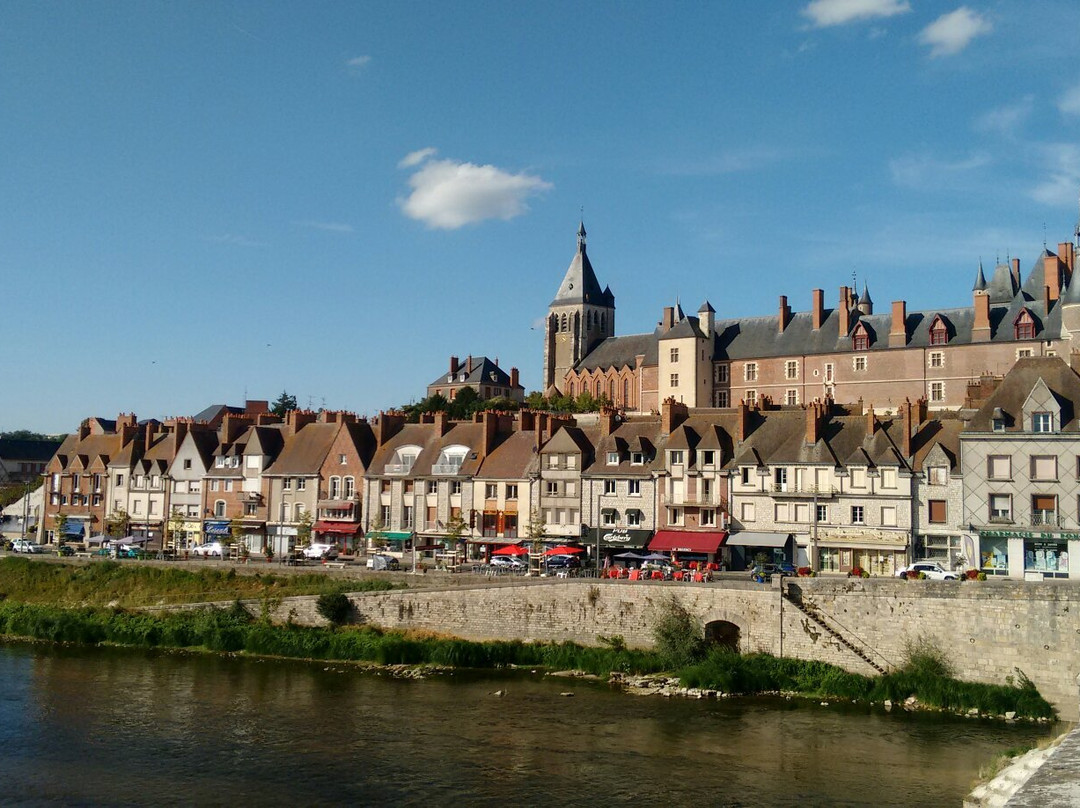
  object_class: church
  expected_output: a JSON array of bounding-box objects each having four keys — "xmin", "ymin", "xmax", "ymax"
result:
[{"xmin": 543, "ymin": 219, "xmax": 1080, "ymax": 413}]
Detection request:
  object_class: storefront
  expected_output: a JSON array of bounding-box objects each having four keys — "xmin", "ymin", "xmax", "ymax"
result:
[
  {"xmin": 979, "ymin": 529, "xmax": 1079, "ymax": 579},
  {"xmin": 202, "ymin": 520, "xmax": 230, "ymax": 542},
  {"xmin": 267, "ymin": 525, "xmax": 298, "ymax": 557},
  {"xmin": 586, "ymin": 527, "xmax": 653, "ymax": 566},
  {"xmin": 368, "ymin": 530, "xmax": 415, "ymax": 555},
  {"xmin": 170, "ymin": 520, "xmax": 202, "ymax": 551},
  {"xmin": 725, "ymin": 531, "xmax": 793, "ymax": 571},
  {"xmin": 647, "ymin": 530, "xmax": 727, "ymax": 563},
  {"xmin": 813, "ymin": 528, "xmax": 907, "ymax": 576},
  {"xmin": 314, "ymin": 520, "xmax": 361, "ymax": 551}
]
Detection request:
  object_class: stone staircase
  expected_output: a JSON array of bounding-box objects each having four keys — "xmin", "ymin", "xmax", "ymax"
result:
[{"xmin": 783, "ymin": 588, "xmax": 889, "ymax": 675}]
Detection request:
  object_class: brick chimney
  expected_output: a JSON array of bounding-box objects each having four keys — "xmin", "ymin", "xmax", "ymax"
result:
[
  {"xmin": 805, "ymin": 401, "xmax": 823, "ymax": 445},
  {"xmin": 375, "ymin": 411, "xmax": 406, "ymax": 447},
  {"xmin": 901, "ymin": 399, "xmax": 915, "ymax": 458},
  {"xmin": 838, "ymin": 287, "xmax": 852, "ymax": 337},
  {"xmin": 244, "ymin": 400, "xmax": 269, "ymax": 416},
  {"xmin": 172, "ymin": 419, "xmax": 190, "ymax": 453},
  {"xmin": 255, "ymin": 413, "xmax": 281, "ymax": 426},
  {"xmin": 661, "ymin": 306, "xmax": 675, "ymax": 332},
  {"xmin": 661, "ymin": 397, "xmax": 688, "ymax": 436},
  {"xmin": 1011, "ymin": 257, "xmax": 1021, "ymax": 289},
  {"xmin": 1044, "ymin": 284, "xmax": 1052, "ymax": 316},
  {"xmin": 78, "ymin": 420, "xmax": 91, "ymax": 440},
  {"xmin": 116, "ymin": 413, "xmax": 137, "ymax": 431},
  {"xmin": 518, "ymin": 410, "xmax": 535, "ymax": 432},
  {"xmin": 972, "ymin": 291, "xmax": 991, "ymax": 341},
  {"xmin": 221, "ymin": 414, "xmax": 251, "ymax": 444},
  {"xmin": 866, "ymin": 405, "xmax": 877, "ymax": 436},
  {"xmin": 466, "ymin": 355, "xmax": 474, "ymax": 375},
  {"xmin": 1045, "ymin": 253, "xmax": 1063, "ymax": 302},
  {"xmin": 535, "ymin": 412, "xmax": 549, "ymax": 452},
  {"xmin": 778, "ymin": 295, "xmax": 791, "ymax": 333},
  {"xmin": 599, "ymin": 405, "xmax": 618, "ymax": 436},
  {"xmin": 449, "ymin": 356, "xmax": 459, "ymax": 375},
  {"xmin": 1060, "ymin": 241, "xmax": 1075, "ymax": 274},
  {"xmin": 811, "ymin": 289, "xmax": 825, "ymax": 330},
  {"xmin": 481, "ymin": 411, "xmax": 500, "ymax": 457},
  {"xmin": 286, "ymin": 409, "xmax": 317, "ymax": 436},
  {"xmin": 433, "ymin": 410, "xmax": 452, "ymax": 437},
  {"xmin": 737, "ymin": 401, "xmax": 751, "ymax": 442},
  {"xmin": 144, "ymin": 423, "xmax": 156, "ymax": 453},
  {"xmin": 889, "ymin": 301, "xmax": 907, "ymax": 347},
  {"xmin": 510, "ymin": 367, "xmax": 519, "ymax": 389}
]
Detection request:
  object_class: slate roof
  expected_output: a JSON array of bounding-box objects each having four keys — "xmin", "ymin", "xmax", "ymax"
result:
[
  {"xmin": 573, "ymin": 331, "xmax": 658, "ymax": 372},
  {"xmin": 965, "ymin": 356, "xmax": 1080, "ymax": 432},
  {"xmin": 475, "ymin": 430, "xmax": 539, "ymax": 480},
  {"xmin": 191, "ymin": 404, "xmax": 245, "ymax": 423},
  {"xmin": 429, "ymin": 357, "xmax": 519, "ymax": 390},
  {"xmin": 369, "ymin": 422, "xmax": 489, "ymax": 477},
  {"xmin": 551, "ymin": 223, "xmax": 608, "ymax": 307}
]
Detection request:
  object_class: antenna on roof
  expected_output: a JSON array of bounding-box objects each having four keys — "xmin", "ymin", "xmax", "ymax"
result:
[{"xmin": 1043, "ymin": 222, "xmax": 1047, "ymax": 250}]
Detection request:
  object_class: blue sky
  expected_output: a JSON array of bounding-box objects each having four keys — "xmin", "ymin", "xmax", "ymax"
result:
[{"xmin": 3, "ymin": 1, "xmax": 1080, "ymax": 433}]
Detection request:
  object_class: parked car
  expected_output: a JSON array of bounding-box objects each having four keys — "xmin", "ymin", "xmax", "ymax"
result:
[
  {"xmin": 489, "ymin": 555, "xmax": 526, "ymax": 569},
  {"xmin": 191, "ymin": 542, "xmax": 224, "ymax": 558},
  {"xmin": 302, "ymin": 543, "xmax": 339, "ymax": 560},
  {"xmin": 897, "ymin": 561, "xmax": 958, "ymax": 581},
  {"xmin": 545, "ymin": 554, "xmax": 582, "ymax": 570},
  {"xmin": 366, "ymin": 554, "xmax": 400, "ymax": 571},
  {"xmin": 11, "ymin": 540, "xmax": 44, "ymax": 554},
  {"xmin": 56, "ymin": 544, "xmax": 75, "ymax": 557}
]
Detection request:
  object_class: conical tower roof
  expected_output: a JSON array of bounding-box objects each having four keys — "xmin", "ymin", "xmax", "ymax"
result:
[
  {"xmin": 973, "ymin": 262, "xmax": 987, "ymax": 292},
  {"xmin": 550, "ymin": 222, "xmax": 606, "ymax": 306}
]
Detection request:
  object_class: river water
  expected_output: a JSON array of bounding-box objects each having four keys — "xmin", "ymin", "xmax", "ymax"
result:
[{"xmin": 0, "ymin": 642, "xmax": 1064, "ymax": 807}]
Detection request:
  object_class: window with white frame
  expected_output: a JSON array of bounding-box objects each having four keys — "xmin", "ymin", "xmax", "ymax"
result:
[
  {"xmin": 785, "ymin": 360, "xmax": 798, "ymax": 379},
  {"xmin": 785, "ymin": 389, "xmax": 798, "ymax": 406},
  {"xmin": 344, "ymin": 477, "xmax": 355, "ymax": 498},
  {"xmin": 603, "ymin": 479, "xmax": 616, "ymax": 495},
  {"xmin": 1031, "ymin": 455, "xmax": 1057, "ymax": 481},
  {"xmin": 548, "ymin": 455, "xmax": 559, "ymax": 468},
  {"xmin": 853, "ymin": 356, "xmax": 867, "ymax": 372},
  {"xmin": 741, "ymin": 502, "xmax": 755, "ymax": 522},
  {"xmin": 297, "ymin": 479, "xmax": 306, "ymax": 491},
  {"xmin": 929, "ymin": 352, "xmax": 944, "ymax": 368},
  {"xmin": 329, "ymin": 476, "xmax": 341, "ymax": 498},
  {"xmin": 715, "ymin": 364, "xmax": 729, "ymax": 383},
  {"xmin": 929, "ymin": 381, "xmax": 945, "ymax": 402},
  {"xmin": 669, "ymin": 507, "xmax": 683, "ymax": 525},
  {"xmin": 427, "ymin": 481, "xmax": 438, "ymax": 494},
  {"xmin": 506, "ymin": 484, "xmax": 518, "ymax": 499},
  {"xmin": 602, "ymin": 509, "xmax": 617, "ymax": 526},
  {"xmin": 485, "ymin": 483, "xmax": 498, "ymax": 499},
  {"xmin": 283, "ymin": 478, "xmax": 291, "ymax": 490},
  {"xmin": 701, "ymin": 450, "xmax": 715, "ymax": 466},
  {"xmin": 701, "ymin": 508, "xmax": 716, "ymax": 526},
  {"xmin": 714, "ymin": 390, "xmax": 730, "ymax": 407},
  {"xmin": 745, "ymin": 363, "xmax": 757, "ymax": 382},
  {"xmin": 451, "ymin": 481, "xmax": 462, "ymax": 495},
  {"xmin": 214, "ymin": 500, "xmax": 226, "ymax": 517},
  {"xmin": 607, "ymin": 451, "xmax": 619, "ymax": 465},
  {"xmin": 669, "ymin": 450, "xmax": 684, "ymax": 465},
  {"xmin": 1032, "ymin": 412, "xmax": 1054, "ymax": 433},
  {"xmin": 851, "ymin": 505, "xmax": 865, "ymax": 524},
  {"xmin": 224, "ymin": 480, "xmax": 233, "ymax": 492},
  {"xmin": 746, "ymin": 389, "xmax": 758, "ymax": 405},
  {"xmin": 631, "ymin": 451, "xmax": 644, "ymax": 465},
  {"xmin": 546, "ymin": 481, "xmax": 559, "ymax": 496},
  {"xmin": 989, "ymin": 494, "xmax": 1011, "ymax": 521},
  {"xmin": 628, "ymin": 480, "xmax": 641, "ymax": 496},
  {"xmin": 816, "ymin": 504, "xmax": 828, "ymax": 523},
  {"xmin": 627, "ymin": 509, "xmax": 641, "ymax": 527},
  {"xmin": 567, "ymin": 455, "xmax": 577, "ymax": 469}
]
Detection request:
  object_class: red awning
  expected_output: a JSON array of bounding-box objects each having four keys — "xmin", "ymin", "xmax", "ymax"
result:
[
  {"xmin": 648, "ymin": 530, "xmax": 727, "ymax": 554},
  {"xmin": 314, "ymin": 521, "xmax": 360, "ymax": 535}
]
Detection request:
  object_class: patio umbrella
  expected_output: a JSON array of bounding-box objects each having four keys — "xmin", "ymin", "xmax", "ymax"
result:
[
  {"xmin": 545, "ymin": 545, "xmax": 585, "ymax": 556},
  {"xmin": 491, "ymin": 545, "xmax": 528, "ymax": 556},
  {"xmin": 614, "ymin": 551, "xmax": 647, "ymax": 560},
  {"xmin": 642, "ymin": 552, "xmax": 670, "ymax": 561}
]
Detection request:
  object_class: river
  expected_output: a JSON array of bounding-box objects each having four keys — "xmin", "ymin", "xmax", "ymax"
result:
[{"xmin": 0, "ymin": 642, "xmax": 1064, "ymax": 807}]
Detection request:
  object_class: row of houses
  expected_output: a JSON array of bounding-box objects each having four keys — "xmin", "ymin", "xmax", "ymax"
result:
[{"xmin": 38, "ymin": 356, "xmax": 1080, "ymax": 579}]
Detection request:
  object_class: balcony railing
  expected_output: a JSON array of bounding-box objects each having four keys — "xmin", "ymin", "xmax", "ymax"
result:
[
  {"xmin": 431, "ymin": 463, "xmax": 463, "ymax": 475},
  {"xmin": 385, "ymin": 462, "xmax": 415, "ymax": 475},
  {"xmin": 771, "ymin": 484, "xmax": 835, "ymax": 498},
  {"xmin": 988, "ymin": 513, "xmax": 1013, "ymax": 524},
  {"xmin": 1031, "ymin": 513, "xmax": 1060, "ymax": 527}
]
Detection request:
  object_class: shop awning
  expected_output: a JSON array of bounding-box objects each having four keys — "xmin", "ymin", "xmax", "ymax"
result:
[
  {"xmin": 370, "ymin": 531, "xmax": 413, "ymax": 542},
  {"xmin": 726, "ymin": 531, "xmax": 791, "ymax": 548},
  {"xmin": 314, "ymin": 521, "xmax": 360, "ymax": 535},
  {"xmin": 204, "ymin": 520, "xmax": 230, "ymax": 536},
  {"xmin": 587, "ymin": 527, "xmax": 653, "ymax": 548},
  {"xmin": 648, "ymin": 530, "xmax": 727, "ymax": 554}
]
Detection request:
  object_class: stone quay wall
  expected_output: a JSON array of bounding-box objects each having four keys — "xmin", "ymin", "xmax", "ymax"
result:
[{"xmin": 193, "ymin": 577, "xmax": 1080, "ymax": 716}]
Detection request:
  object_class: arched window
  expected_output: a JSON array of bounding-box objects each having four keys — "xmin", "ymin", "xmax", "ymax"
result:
[
  {"xmin": 1015, "ymin": 309, "xmax": 1036, "ymax": 340},
  {"xmin": 569, "ymin": 381, "xmax": 576, "ymax": 397},
  {"xmin": 852, "ymin": 323, "xmax": 870, "ymax": 351},
  {"xmin": 561, "ymin": 313, "xmax": 567, "ymax": 331},
  {"xmin": 329, "ymin": 476, "xmax": 341, "ymax": 498},
  {"xmin": 929, "ymin": 316, "xmax": 949, "ymax": 346},
  {"xmin": 214, "ymin": 500, "xmax": 226, "ymax": 518},
  {"xmin": 344, "ymin": 476, "xmax": 355, "ymax": 498},
  {"xmin": 294, "ymin": 503, "xmax": 305, "ymax": 521},
  {"xmin": 609, "ymin": 379, "xmax": 615, "ymax": 401},
  {"xmin": 623, "ymin": 378, "xmax": 630, "ymax": 407},
  {"xmin": 595, "ymin": 380, "xmax": 602, "ymax": 397}
]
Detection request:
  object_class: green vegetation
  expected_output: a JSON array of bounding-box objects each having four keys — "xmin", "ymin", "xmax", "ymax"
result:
[
  {"xmin": 315, "ymin": 592, "xmax": 353, "ymax": 625},
  {"xmin": 0, "ymin": 557, "xmax": 398, "ymax": 608},
  {"xmin": 651, "ymin": 595, "xmax": 705, "ymax": 668}
]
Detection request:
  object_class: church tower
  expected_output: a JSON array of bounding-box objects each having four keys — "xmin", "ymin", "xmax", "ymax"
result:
[{"xmin": 543, "ymin": 222, "xmax": 616, "ymax": 393}]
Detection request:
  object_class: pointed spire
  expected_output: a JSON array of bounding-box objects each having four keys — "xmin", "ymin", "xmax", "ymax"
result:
[
  {"xmin": 860, "ymin": 281, "xmax": 873, "ymax": 306},
  {"xmin": 577, "ymin": 221, "xmax": 587, "ymax": 253},
  {"xmin": 675, "ymin": 296, "xmax": 685, "ymax": 320},
  {"xmin": 973, "ymin": 261, "xmax": 987, "ymax": 292}
]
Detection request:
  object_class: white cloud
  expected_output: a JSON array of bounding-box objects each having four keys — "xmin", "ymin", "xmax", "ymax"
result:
[
  {"xmin": 1058, "ymin": 84, "xmax": 1080, "ymax": 116},
  {"xmin": 973, "ymin": 96, "xmax": 1034, "ymax": 137},
  {"xmin": 207, "ymin": 233, "xmax": 267, "ymax": 248},
  {"xmin": 398, "ymin": 147, "xmax": 438, "ymax": 169},
  {"xmin": 919, "ymin": 7, "xmax": 991, "ymax": 57},
  {"xmin": 294, "ymin": 220, "xmax": 355, "ymax": 233},
  {"xmin": 345, "ymin": 55, "xmax": 371, "ymax": 73},
  {"xmin": 1029, "ymin": 143, "xmax": 1080, "ymax": 206},
  {"xmin": 398, "ymin": 156, "xmax": 552, "ymax": 229},
  {"xmin": 888, "ymin": 151, "xmax": 991, "ymax": 188},
  {"xmin": 802, "ymin": 0, "xmax": 910, "ymax": 28}
]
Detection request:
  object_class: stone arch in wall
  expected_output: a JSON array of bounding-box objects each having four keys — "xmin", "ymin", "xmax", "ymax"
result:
[{"xmin": 704, "ymin": 620, "xmax": 741, "ymax": 652}]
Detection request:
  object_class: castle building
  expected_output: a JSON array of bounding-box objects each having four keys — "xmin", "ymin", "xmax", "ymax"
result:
[{"xmin": 548, "ymin": 221, "xmax": 1080, "ymax": 415}]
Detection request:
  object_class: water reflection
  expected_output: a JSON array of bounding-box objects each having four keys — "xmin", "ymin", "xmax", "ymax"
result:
[{"xmin": 0, "ymin": 642, "xmax": 1064, "ymax": 807}]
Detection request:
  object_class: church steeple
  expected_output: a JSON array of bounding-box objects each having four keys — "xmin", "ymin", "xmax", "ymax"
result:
[{"xmin": 577, "ymin": 221, "xmax": 587, "ymax": 252}]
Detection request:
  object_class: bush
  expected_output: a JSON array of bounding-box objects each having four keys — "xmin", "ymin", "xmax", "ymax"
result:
[
  {"xmin": 651, "ymin": 596, "xmax": 705, "ymax": 668},
  {"xmin": 315, "ymin": 592, "xmax": 352, "ymax": 625}
]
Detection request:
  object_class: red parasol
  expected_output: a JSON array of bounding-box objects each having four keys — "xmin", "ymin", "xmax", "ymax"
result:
[
  {"xmin": 491, "ymin": 545, "xmax": 529, "ymax": 556},
  {"xmin": 544, "ymin": 545, "xmax": 585, "ymax": 556}
]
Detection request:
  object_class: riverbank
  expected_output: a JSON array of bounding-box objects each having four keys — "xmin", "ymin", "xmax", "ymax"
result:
[{"xmin": 0, "ymin": 599, "xmax": 1056, "ymax": 721}]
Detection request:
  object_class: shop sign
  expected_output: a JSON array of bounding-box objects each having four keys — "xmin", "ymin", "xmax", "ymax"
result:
[
  {"xmin": 587, "ymin": 527, "xmax": 652, "ymax": 547},
  {"xmin": 980, "ymin": 530, "xmax": 1080, "ymax": 541}
]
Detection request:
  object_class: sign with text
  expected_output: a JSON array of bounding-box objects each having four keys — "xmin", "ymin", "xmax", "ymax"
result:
[{"xmin": 587, "ymin": 527, "xmax": 652, "ymax": 547}]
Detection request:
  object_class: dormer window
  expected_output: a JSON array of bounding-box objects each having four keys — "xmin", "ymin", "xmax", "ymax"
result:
[
  {"xmin": 669, "ymin": 450, "xmax": 684, "ymax": 466},
  {"xmin": 607, "ymin": 452, "xmax": 619, "ymax": 465},
  {"xmin": 852, "ymin": 323, "xmax": 870, "ymax": 351},
  {"xmin": 631, "ymin": 452, "xmax": 645, "ymax": 465},
  {"xmin": 388, "ymin": 445, "xmax": 421, "ymax": 474},
  {"xmin": 1032, "ymin": 412, "xmax": 1054, "ymax": 433},
  {"xmin": 433, "ymin": 445, "xmax": 469, "ymax": 475},
  {"xmin": 1014, "ymin": 309, "xmax": 1036, "ymax": 340},
  {"xmin": 929, "ymin": 316, "xmax": 949, "ymax": 346}
]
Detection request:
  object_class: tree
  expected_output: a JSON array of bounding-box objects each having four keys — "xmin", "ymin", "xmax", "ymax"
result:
[
  {"xmin": 447, "ymin": 386, "xmax": 480, "ymax": 419},
  {"xmin": 0, "ymin": 430, "xmax": 54, "ymax": 441},
  {"xmin": 525, "ymin": 508, "xmax": 547, "ymax": 575},
  {"xmin": 51, "ymin": 512, "xmax": 67, "ymax": 545},
  {"xmin": 167, "ymin": 507, "xmax": 185, "ymax": 552},
  {"xmin": 105, "ymin": 508, "xmax": 130, "ymax": 538},
  {"xmin": 229, "ymin": 516, "xmax": 245, "ymax": 556},
  {"xmin": 271, "ymin": 390, "xmax": 298, "ymax": 416},
  {"xmin": 443, "ymin": 511, "xmax": 468, "ymax": 557},
  {"xmin": 296, "ymin": 510, "xmax": 314, "ymax": 548}
]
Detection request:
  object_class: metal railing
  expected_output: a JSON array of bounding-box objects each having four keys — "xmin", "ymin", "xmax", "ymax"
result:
[{"xmin": 431, "ymin": 463, "xmax": 463, "ymax": 475}]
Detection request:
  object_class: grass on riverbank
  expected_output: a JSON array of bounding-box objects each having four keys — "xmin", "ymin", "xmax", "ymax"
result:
[
  {"xmin": 0, "ymin": 557, "xmax": 399, "ymax": 607},
  {"xmin": 0, "ymin": 600, "xmax": 1055, "ymax": 720}
]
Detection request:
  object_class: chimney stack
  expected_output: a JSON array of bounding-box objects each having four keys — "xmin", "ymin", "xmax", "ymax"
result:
[
  {"xmin": 481, "ymin": 411, "xmax": 500, "ymax": 457},
  {"xmin": 811, "ymin": 289, "xmax": 824, "ymax": 330},
  {"xmin": 244, "ymin": 400, "xmax": 269, "ymax": 416},
  {"xmin": 661, "ymin": 397, "xmax": 688, "ymax": 436},
  {"xmin": 1045, "ymin": 253, "xmax": 1063, "ymax": 302},
  {"xmin": 901, "ymin": 399, "xmax": 915, "ymax": 458},
  {"xmin": 661, "ymin": 306, "xmax": 675, "ymax": 332},
  {"xmin": 450, "ymin": 356, "xmax": 459, "ymax": 375},
  {"xmin": 286, "ymin": 409, "xmax": 317, "ymax": 436},
  {"xmin": 1011, "ymin": 257, "xmax": 1021, "ymax": 289},
  {"xmin": 375, "ymin": 411, "xmax": 406, "ymax": 447},
  {"xmin": 838, "ymin": 286, "xmax": 852, "ymax": 337},
  {"xmin": 1060, "ymin": 241, "xmax": 1076, "ymax": 274},
  {"xmin": 972, "ymin": 291, "xmax": 991, "ymax": 341},
  {"xmin": 79, "ymin": 420, "xmax": 91, "ymax": 440},
  {"xmin": 867, "ymin": 405, "xmax": 877, "ymax": 436},
  {"xmin": 737, "ymin": 401, "xmax": 752, "ymax": 442},
  {"xmin": 1045, "ymin": 284, "xmax": 1052, "ymax": 317},
  {"xmin": 778, "ymin": 295, "xmax": 791, "ymax": 333},
  {"xmin": 433, "ymin": 410, "xmax": 452, "ymax": 437},
  {"xmin": 805, "ymin": 401, "xmax": 823, "ymax": 445},
  {"xmin": 889, "ymin": 301, "xmax": 908, "ymax": 347},
  {"xmin": 535, "ymin": 412, "xmax": 549, "ymax": 452},
  {"xmin": 600, "ymin": 405, "xmax": 618, "ymax": 436},
  {"xmin": 510, "ymin": 367, "xmax": 519, "ymax": 389},
  {"xmin": 466, "ymin": 355, "xmax": 474, "ymax": 375}
]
